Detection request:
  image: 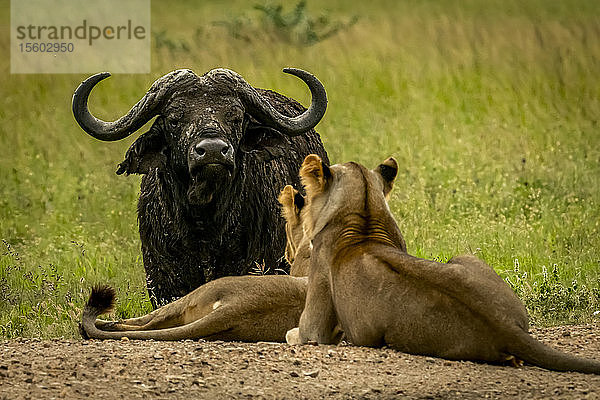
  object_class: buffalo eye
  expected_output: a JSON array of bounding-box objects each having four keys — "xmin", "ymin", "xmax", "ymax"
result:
[
  {"xmin": 225, "ymin": 110, "xmax": 243, "ymax": 126},
  {"xmin": 166, "ymin": 117, "xmax": 179, "ymax": 129}
]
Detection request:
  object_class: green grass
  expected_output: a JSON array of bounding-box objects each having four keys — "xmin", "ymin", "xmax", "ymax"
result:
[{"xmin": 1, "ymin": 0, "xmax": 599, "ymax": 338}]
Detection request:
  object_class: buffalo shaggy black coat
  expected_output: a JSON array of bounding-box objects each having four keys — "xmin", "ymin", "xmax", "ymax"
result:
[{"xmin": 73, "ymin": 68, "xmax": 328, "ymax": 306}]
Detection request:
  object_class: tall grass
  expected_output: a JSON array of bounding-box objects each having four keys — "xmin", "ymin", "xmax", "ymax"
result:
[{"xmin": 1, "ymin": 0, "xmax": 599, "ymax": 338}]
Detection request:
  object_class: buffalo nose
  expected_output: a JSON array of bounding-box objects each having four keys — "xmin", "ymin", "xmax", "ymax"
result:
[{"xmin": 193, "ymin": 138, "xmax": 231, "ymax": 162}]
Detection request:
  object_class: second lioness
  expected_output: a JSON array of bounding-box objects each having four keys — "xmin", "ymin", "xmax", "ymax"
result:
[
  {"xmin": 289, "ymin": 154, "xmax": 600, "ymax": 374},
  {"xmin": 79, "ymin": 186, "xmax": 308, "ymax": 342}
]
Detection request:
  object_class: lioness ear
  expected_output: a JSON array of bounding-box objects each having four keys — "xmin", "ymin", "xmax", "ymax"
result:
[
  {"xmin": 278, "ymin": 185, "xmax": 303, "ymax": 222},
  {"xmin": 278, "ymin": 185, "xmax": 296, "ymax": 208},
  {"xmin": 375, "ymin": 157, "xmax": 398, "ymax": 197},
  {"xmin": 300, "ymin": 154, "xmax": 331, "ymax": 195}
]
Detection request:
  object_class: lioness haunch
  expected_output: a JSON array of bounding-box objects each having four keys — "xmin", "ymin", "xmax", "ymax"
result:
[
  {"xmin": 79, "ymin": 186, "xmax": 310, "ymax": 342},
  {"xmin": 288, "ymin": 154, "xmax": 600, "ymax": 374}
]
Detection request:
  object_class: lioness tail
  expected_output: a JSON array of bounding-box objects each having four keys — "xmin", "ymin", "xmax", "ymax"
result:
[
  {"xmin": 80, "ymin": 285, "xmax": 116, "ymax": 339},
  {"xmin": 509, "ymin": 329, "xmax": 600, "ymax": 374}
]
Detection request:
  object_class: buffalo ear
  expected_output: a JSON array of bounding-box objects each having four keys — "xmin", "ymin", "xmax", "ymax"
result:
[
  {"xmin": 239, "ymin": 118, "xmax": 293, "ymax": 162},
  {"xmin": 300, "ymin": 154, "xmax": 331, "ymax": 195},
  {"xmin": 116, "ymin": 131, "xmax": 168, "ymax": 175},
  {"xmin": 375, "ymin": 157, "xmax": 398, "ymax": 197}
]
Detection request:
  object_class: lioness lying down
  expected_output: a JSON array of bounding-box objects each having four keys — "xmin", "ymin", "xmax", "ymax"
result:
[
  {"xmin": 79, "ymin": 186, "xmax": 310, "ymax": 342},
  {"xmin": 288, "ymin": 154, "xmax": 600, "ymax": 374}
]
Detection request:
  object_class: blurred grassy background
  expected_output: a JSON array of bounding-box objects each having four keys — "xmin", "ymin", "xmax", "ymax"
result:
[{"xmin": 1, "ymin": 0, "xmax": 599, "ymax": 338}]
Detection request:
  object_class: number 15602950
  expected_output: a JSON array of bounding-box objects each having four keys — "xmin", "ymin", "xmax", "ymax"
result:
[{"xmin": 19, "ymin": 42, "xmax": 74, "ymax": 52}]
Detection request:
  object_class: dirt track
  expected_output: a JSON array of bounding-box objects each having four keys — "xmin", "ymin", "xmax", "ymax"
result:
[{"xmin": 1, "ymin": 323, "xmax": 599, "ymax": 399}]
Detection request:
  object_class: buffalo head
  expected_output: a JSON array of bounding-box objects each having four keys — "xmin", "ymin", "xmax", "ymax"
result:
[{"xmin": 72, "ymin": 68, "xmax": 327, "ymax": 205}]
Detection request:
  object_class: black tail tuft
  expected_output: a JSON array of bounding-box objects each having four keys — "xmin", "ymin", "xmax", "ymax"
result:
[{"xmin": 87, "ymin": 285, "xmax": 117, "ymax": 315}]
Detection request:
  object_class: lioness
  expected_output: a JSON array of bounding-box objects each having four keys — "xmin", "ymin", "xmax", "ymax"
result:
[
  {"xmin": 79, "ymin": 186, "xmax": 309, "ymax": 342},
  {"xmin": 288, "ymin": 154, "xmax": 600, "ymax": 374}
]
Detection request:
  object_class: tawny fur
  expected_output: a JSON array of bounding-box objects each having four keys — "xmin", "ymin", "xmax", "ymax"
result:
[
  {"xmin": 289, "ymin": 154, "xmax": 600, "ymax": 375},
  {"xmin": 80, "ymin": 275, "xmax": 308, "ymax": 342}
]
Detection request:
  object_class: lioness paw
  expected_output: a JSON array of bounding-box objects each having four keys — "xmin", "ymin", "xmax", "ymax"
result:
[{"xmin": 286, "ymin": 327, "xmax": 301, "ymax": 344}]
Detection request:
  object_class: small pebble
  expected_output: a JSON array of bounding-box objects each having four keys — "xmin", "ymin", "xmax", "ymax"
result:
[{"xmin": 303, "ymin": 370, "xmax": 319, "ymax": 378}]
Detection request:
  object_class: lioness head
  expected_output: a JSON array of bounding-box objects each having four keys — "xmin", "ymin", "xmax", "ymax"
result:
[
  {"xmin": 299, "ymin": 154, "xmax": 406, "ymax": 251},
  {"xmin": 278, "ymin": 185, "xmax": 307, "ymax": 265}
]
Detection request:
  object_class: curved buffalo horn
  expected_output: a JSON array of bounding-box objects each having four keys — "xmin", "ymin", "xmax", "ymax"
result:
[
  {"xmin": 74, "ymin": 67, "xmax": 327, "ymax": 141},
  {"xmin": 240, "ymin": 68, "xmax": 328, "ymax": 136},
  {"xmin": 72, "ymin": 69, "xmax": 198, "ymax": 141},
  {"xmin": 205, "ymin": 67, "xmax": 328, "ymax": 136}
]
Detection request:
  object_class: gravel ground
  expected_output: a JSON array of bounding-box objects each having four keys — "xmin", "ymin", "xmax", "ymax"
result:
[{"xmin": 1, "ymin": 323, "xmax": 599, "ymax": 399}]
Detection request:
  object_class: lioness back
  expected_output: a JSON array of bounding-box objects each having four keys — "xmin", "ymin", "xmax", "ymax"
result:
[
  {"xmin": 332, "ymin": 244, "xmax": 521, "ymax": 361},
  {"xmin": 295, "ymin": 154, "xmax": 600, "ymax": 374}
]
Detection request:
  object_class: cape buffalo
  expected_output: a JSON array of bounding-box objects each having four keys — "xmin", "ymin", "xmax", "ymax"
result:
[{"xmin": 72, "ymin": 68, "xmax": 329, "ymax": 306}]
